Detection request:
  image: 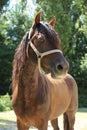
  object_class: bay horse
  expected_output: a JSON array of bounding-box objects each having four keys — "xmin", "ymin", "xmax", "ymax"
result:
[{"xmin": 12, "ymin": 12, "xmax": 78, "ymax": 130}]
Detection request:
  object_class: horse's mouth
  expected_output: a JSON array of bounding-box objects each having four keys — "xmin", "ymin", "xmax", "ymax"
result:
[
  {"xmin": 41, "ymin": 66, "xmax": 67, "ymax": 79},
  {"xmin": 51, "ymin": 71, "xmax": 66, "ymax": 79}
]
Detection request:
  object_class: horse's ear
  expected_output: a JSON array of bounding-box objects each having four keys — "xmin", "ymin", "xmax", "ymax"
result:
[
  {"xmin": 49, "ymin": 17, "xmax": 56, "ymax": 27},
  {"xmin": 35, "ymin": 12, "xmax": 41, "ymax": 25}
]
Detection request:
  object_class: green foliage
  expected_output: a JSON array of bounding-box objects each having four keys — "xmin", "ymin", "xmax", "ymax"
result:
[
  {"xmin": 78, "ymin": 87, "xmax": 87, "ymax": 107},
  {"xmin": 80, "ymin": 54, "xmax": 87, "ymax": 71},
  {"xmin": 77, "ymin": 53, "xmax": 87, "ymax": 89},
  {"xmin": 37, "ymin": 0, "xmax": 87, "ymax": 74},
  {"xmin": 36, "ymin": 0, "xmax": 73, "ymax": 53},
  {"xmin": 0, "ymin": 0, "xmax": 87, "ymax": 108},
  {"xmin": 37, "ymin": 0, "xmax": 87, "ymax": 54},
  {"xmin": 0, "ymin": 1, "xmax": 33, "ymax": 94},
  {"xmin": 0, "ymin": 93, "xmax": 12, "ymax": 111},
  {"xmin": 81, "ymin": 12, "xmax": 87, "ymax": 37},
  {"xmin": 36, "ymin": 0, "xmax": 87, "ymax": 107},
  {"xmin": 0, "ymin": 0, "xmax": 10, "ymax": 11}
]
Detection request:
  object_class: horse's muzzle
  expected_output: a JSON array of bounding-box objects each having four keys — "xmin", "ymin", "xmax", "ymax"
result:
[
  {"xmin": 56, "ymin": 61, "xmax": 69, "ymax": 73},
  {"xmin": 51, "ymin": 60, "xmax": 69, "ymax": 79}
]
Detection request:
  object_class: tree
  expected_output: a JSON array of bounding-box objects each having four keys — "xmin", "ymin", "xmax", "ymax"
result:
[
  {"xmin": 36, "ymin": 0, "xmax": 73, "ymax": 54},
  {"xmin": 0, "ymin": 1, "xmax": 33, "ymax": 94},
  {"xmin": 67, "ymin": 0, "xmax": 87, "ymax": 87},
  {"xmin": 36, "ymin": 0, "xmax": 87, "ymax": 88},
  {"xmin": 0, "ymin": 0, "xmax": 10, "ymax": 11}
]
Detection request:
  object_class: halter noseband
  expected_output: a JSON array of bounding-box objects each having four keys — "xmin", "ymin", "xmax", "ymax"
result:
[{"xmin": 26, "ymin": 30, "xmax": 62, "ymax": 73}]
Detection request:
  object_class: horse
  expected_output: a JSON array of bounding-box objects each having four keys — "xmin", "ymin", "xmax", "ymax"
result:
[{"xmin": 12, "ymin": 12, "xmax": 78, "ymax": 130}]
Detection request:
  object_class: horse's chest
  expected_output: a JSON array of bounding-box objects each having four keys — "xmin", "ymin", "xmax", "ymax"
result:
[{"xmin": 18, "ymin": 107, "xmax": 46, "ymax": 127}]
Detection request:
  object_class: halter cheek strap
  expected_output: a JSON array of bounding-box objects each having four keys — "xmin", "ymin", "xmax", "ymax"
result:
[{"xmin": 26, "ymin": 40, "xmax": 62, "ymax": 73}]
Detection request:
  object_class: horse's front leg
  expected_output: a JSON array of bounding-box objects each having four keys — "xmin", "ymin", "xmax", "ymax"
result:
[
  {"xmin": 17, "ymin": 118, "xmax": 29, "ymax": 130},
  {"xmin": 67, "ymin": 111, "xmax": 75, "ymax": 130},
  {"xmin": 63, "ymin": 111, "xmax": 75, "ymax": 130},
  {"xmin": 38, "ymin": 119, "xmax": 48, "ymax": 130},
  {"xmin": 51, "ymin": 118, "xmax": 60, "ymax": 130}
]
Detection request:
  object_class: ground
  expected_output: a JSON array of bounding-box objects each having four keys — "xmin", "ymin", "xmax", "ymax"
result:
[{"xmin": 0, "ymin": 108, "xmax": 87, "ymax": 130}]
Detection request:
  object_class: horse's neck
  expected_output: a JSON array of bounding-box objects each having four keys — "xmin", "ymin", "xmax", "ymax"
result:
[
  {"xmin": 13, "ymin": 58, "xmax": 50, "ymax": 111},
  {"xmin": 21, "ymin": 59, "xmax": 38, "ymax": 85},
  {"xmin": 18, "ymin": 59, "xmax": 39, "ymax": 102}
]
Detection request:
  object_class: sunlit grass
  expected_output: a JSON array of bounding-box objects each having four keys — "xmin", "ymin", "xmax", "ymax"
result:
[{"xmin": 0, "ymin": 108, "xmax": 87, "ymax": 130}]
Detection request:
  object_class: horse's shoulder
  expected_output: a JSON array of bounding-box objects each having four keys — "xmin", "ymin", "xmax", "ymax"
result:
[{"xmin": 64, "ymin": 74, "xmax": 77, "ymax": 90}]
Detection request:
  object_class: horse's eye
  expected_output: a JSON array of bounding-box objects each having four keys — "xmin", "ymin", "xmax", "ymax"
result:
[{"xmin": 38, "ymin": 38, "xmax": 45, "ymax": 44}]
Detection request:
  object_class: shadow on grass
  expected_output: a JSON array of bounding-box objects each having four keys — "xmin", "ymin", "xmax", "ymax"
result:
[
  {"xmin": 0, "ymin": 119, "xmax": 16, "ymax": 125},
  {"xmin": 0, "ymin": 120, "xmax": 38, "ymax": 130},
  {"xmin": 0, "ymin": 120, "xmax": 17, "ymax": 130}
]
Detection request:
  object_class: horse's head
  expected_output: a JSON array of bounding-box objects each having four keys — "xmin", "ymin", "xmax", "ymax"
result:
[{"xmin": 27, "ymin": 12, "xmax": 69, "ymax": 78}]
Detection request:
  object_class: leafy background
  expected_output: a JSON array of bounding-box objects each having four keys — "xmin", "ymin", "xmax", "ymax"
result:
[{"xmin": 0, "ymin": 0, "xmax": 87, "ymax": 110}]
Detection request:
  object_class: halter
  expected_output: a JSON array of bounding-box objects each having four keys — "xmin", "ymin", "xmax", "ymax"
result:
[{"xmin": 26, "ymin": 30, "xmax": 62, "ymax": 73}]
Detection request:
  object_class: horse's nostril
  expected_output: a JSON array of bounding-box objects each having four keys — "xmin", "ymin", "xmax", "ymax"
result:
[{"xmin": 56, "ymin": 64, "xmax": 63, "ymax": 71}]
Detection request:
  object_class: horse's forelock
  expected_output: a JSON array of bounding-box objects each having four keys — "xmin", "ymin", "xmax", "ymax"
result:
[{"xmin": 35, "ymin": 22, "xmax": 60, "ymax": 48}]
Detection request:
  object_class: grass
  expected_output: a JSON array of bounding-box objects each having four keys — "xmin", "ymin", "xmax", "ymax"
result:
[
  {"xmin": 0, "ymin": 108, "xmax": 87, "ymax": 130},
  {"xmin": 0, "ymin": 89, "xmax": 87, "ymax": 130}
]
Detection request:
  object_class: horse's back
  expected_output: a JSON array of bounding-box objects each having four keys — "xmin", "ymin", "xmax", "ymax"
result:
[{"xmin": 46, "ymin": 74, "xmax": 78, "ymax": 119}]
